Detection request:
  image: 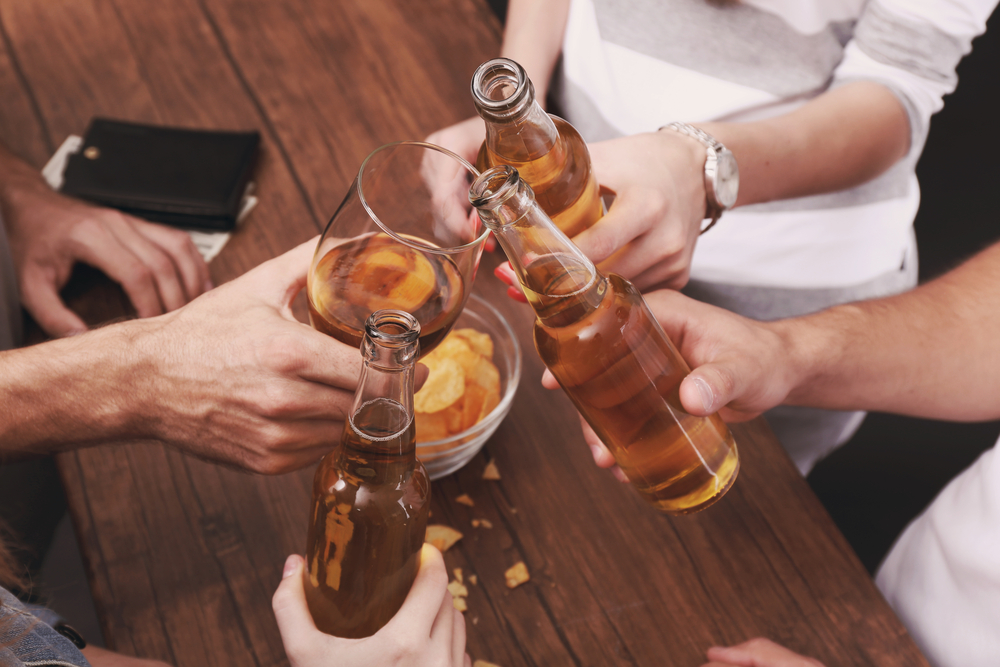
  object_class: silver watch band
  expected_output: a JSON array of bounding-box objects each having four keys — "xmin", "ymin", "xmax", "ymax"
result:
[{"xmin": 660, "ymin": 121, "xmax": 728, "ymax": 234}]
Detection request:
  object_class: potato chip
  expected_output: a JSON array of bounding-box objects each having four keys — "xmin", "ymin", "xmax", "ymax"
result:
[
  {"xmin": 504, "ymin": 561, "xmax": 530, "ymax": 589},
  {"xmin": 432, "ymin": 336, "xmax": 481, "ymax": 375},
  {"xmin": 453, "ymin": 596, "xmax": 468, "ymax": 612},
  {"xmin": 447, "ymin": 580, "xmax": 469, "ymax": 598},
  {"xmin": 453, "ymin": 568, "xmax": 463, "ymax": 583},
  {"xmin": 455, "ymin": 494, "xmax": 475, "ymax": 507},
  {"xmin": 454, "ymin": 328, "xmax": 494, "ymax": 359},
  {"xmin": 442, "ymin": 401, "xmax": 464, "ymax": 434},
  {"xmin": 415, "ymin": 410, "xmax": 450, "ymax": 444},
  {"xmin": 425, "ymin": 524, "xmax": 463, "ymax": 552},
  {"xmin": 471, "ymin": 518, "xmax": 492, "ymax": 529},
  {"xmin": 414, "ymin": 357, "xmax": 465, "ymax": 413},
  {"xmin": 482, "ymin": 460, "xmax": 501, "ymax": 480},
  {"xmin": 461, "ymin": 384, "xmax": 488, "ymax": 432},
  {"xmin": 413, "ymin": 328, "xmax": 501, "ymax": 444},
  {"xmin": 468, "ymin": 574, "xmax": 478, "ymax": 585},
  {"xmin": 468, "ymin": 356, "xmax": 500, "ymax": 391}
]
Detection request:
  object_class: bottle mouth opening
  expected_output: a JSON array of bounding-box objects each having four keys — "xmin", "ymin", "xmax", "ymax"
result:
[
  {"xmin": 365, "ymin": 310, "xmax": 421, "ymax": 346},
  {"xmin": 471, "ymin": 58, "xmax": 530, "ymax": 116},
  {"xmin": 468, "ymin": 165, "xmax": 521, "ymax": 212}
]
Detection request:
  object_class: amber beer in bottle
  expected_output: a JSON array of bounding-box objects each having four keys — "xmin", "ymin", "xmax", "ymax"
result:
[
  {"xmin": 470, "ymin": 166, "xmax": 738, "ymax": 514},
  {"xmin": 472, "ymin": 58, "xmax": 603, "ymax": 238},
  {"xmin": 304, "ymin": 310, "xmax": 430, "ymax": 636}
]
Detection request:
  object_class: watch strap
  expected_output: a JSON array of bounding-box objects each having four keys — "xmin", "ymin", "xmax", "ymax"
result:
[{"xmin": 660, "ymin": 121, "xmax": 730, "ymax": 234}]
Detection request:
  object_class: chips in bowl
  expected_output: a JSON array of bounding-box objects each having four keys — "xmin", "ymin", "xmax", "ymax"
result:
[{"xmin": 415, "ymin": 328, "xmax": 502, "ymax": 444}]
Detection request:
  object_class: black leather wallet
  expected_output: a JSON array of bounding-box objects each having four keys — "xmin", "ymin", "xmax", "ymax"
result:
[{"xmin": 61, "ymin": 118, "xmax": 260, "ymax": 232}]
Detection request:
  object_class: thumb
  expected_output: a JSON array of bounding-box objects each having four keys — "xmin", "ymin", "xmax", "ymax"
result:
[
  {"xmin": 679, "ymin": 365, "xmax": 738, "ymax": 416},
  {"xmin": 272, "ymin": 555, "xmax": 318, "ymax": 645},
  {"xmin": 21, "ymin": 277, "xmax": 88, "ymax": 337},
  {"xmin": 570, "ymin": 192, "xmax": 648, "ymax": 265},
  {"xmin": 246, "ymin": 237, "xmax": 319, "ymax": 313},
  {"xmin": 384, "ymin": 544, "xmax": 449, "ymax": 638}
]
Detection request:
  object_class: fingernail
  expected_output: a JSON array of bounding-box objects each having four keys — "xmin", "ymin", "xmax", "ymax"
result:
[
  {"xmin": 613, "ymin": 467, "xmax": 630, "ymax": 483},
  {"xmin": 203, "ymin": 279, "xmax": 215, "ymax": 292},
  {"xmin": 67, "ymin": 328, "xmax": 88, "ymax": 337},
  {"xmin": 589, "ymin": 444, "xmax": 603, "ymax": 463},
  {"xmin": 493, "ymin": 264, "xmax": 512, "ymax": 283},
  {"xmin": 282, "ymin": 555, "xmax": 299, "ymax": 578},
  {"xmin": 693, "ymin": 377, "xmax": 715, "ymax": 413}
]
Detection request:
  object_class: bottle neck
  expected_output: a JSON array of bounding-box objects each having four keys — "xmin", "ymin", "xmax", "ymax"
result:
[
  {"xmin": 469, "ymin": 166, "xmax": 605, "ymax": 327},
  {"xmin": 472, "ymin": 58, "xmax": 559, "ymax": 160},
  {"xmin": 344, "ymin": 310, "xmax": 420, "ymax": 457}
]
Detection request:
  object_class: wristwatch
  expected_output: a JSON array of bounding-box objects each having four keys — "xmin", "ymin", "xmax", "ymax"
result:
[{"xmin": 660, "ymin": 121, "xmax": 739, "ymax": 234}]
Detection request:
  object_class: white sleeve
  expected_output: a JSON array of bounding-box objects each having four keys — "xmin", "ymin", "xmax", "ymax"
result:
[
  {"xmin": 876, "ymin": 442, "xmax": 1000, "ymax": 667},
  {"xmin": 833, "ymin": 0, "xmax": 998, "ymax": 156}
]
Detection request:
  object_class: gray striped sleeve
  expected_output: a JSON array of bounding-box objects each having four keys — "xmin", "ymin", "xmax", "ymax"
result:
[{"xmin": 854, "ymin": 0, "xmax": 971, "ymax": 88}]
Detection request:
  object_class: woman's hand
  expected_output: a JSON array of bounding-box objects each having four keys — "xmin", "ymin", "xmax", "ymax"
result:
[
  {"xmin": 425, "ymin": 117, "xmax": 485, "ymax": 168},
  {"xmin": 273, "ymin": 545, "xmax": 470, "ymax": 667},
  {"xmin": 573, "ymin": 129, "xmax": 708, "ymax": 291},
  {"xmin": 492, "ymin": 128, "xmax": 709, "ymax": 299},
  {"xmin": 701, "ymin": 638, "xmax": 825, "ymax": 667}
]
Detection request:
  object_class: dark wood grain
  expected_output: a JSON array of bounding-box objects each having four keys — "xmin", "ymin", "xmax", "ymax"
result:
[{"xmin": 0, "ymin": 0, "xmax": 929, "ymax": 665}]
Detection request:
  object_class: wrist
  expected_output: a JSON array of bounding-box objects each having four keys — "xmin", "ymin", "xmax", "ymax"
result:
[
  {"xmin": 0, "ymin": 322, "xmax": 156, "ymax": 455},
  {"xmin": 655, "ymin": 126, "xmax": 710, "ymax": 216},
  {"xmin": 771, "ymin": 306, "xmax": 858, "ymax": 408}
]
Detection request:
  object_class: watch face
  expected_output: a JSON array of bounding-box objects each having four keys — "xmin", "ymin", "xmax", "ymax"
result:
[{"xmin": 714, "ymin": 148, "xmax": 739, "ymax": 210}]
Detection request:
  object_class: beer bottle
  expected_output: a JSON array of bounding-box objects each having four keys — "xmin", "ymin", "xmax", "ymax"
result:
[
  {"xmin": 304, "ymin": 309, "xmax": 430, "ymax": 637},
  {"xmin": 470, "ymin": 166, "xmax": 739, "ymax": 515},
  {"xmin": 472, "ymin": 57, "xmax": 603, "ymax": 238}
]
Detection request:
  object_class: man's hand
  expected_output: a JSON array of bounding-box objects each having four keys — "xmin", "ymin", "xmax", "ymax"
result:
[
  {"xmin": 273, "ymin": 545, "xmax": 470, "ymax": 667},
  {"xmin": 0, "ymin": 153, "xmax": 210, "ymax": 337},
  {"xmin": 0, "ymin": 238, "xmax": 361, "ymax": 473},
  {"xmin": 541, "ymin": 289, "xmax": 799, "ymax": 471},
  {"xmin": 701, "ymin": 638, "xmax": 825, "ymax": 667},
  {"xmin": 127, "ymin": 238, "xmax": 362, "ymax": 474}
]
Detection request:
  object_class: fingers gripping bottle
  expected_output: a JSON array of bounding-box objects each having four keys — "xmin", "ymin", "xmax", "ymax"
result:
[
  {"xmin": 470, "ymin": 166, "xmax": 739, "ymax": 514},
  {"xmin": 472, "ymin": 57, "xmax": 603, "ymax": 238},
  {"xmin": 304, "ymin": 310, "xmax": 430, "ymax": 637}
]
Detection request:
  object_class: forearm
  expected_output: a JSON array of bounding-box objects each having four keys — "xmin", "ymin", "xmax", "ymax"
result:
[
  {"xmin": 696, "ymin": 81, "xmax": 910, "ymax": 206},
  {"xmin": 500, "ymin": 0, "xmax": 570, "ymax": 102},
  {"xmin": 0, "ymin": 324, "xmax": 151, "ymax": 458},
  {"xmin": 779, "ymin": 242, "xmax": 1000, "ymax": 421}
]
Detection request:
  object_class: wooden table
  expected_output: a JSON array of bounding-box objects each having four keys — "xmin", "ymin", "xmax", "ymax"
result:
[{"xmin": 0, "ymin": 1, "xmax": 929, "ymax": 665}]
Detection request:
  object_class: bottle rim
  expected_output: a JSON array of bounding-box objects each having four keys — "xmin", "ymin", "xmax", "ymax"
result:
[
  {"xmin": 471, "ymin": 58, "xmax": 532, "ymax": 120},
  {"xmin": 469, "ymin": 165, "xmax": 525, "ymax": 218},
  {"xmin": 364, "ymin": 309, "xmax": 421, "ymax": 348}
]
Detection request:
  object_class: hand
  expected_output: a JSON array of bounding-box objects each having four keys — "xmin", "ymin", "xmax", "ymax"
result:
[
  {"xmin": 542, "ymin": 289, "xmax": 797, "ymax": 469},
  {"xmin": 492, "ymin": 129, "xmax": 708, "ymax": 299},
  {"xmin": 81, "ymin": 646, "xmax": 172, "ymax": 667},
  {"xmin": 701, "ymin": 638, "xmax": 825, "ymax": 667},
  {"xmin": 425, "ymin": 117, "xmax": 485, "ymax": 168},
  {"xmin": 574, "ymin": 130, "xmax": 707, "ymax": 290},
  {"xmin": 125, "ymin": 238, "xmax": 363, "ymax": 474},
  {"xmin": 273, "ymin": 545, "xmax": 470, "ymax": 667},
  {"xmin": 1, "ymin": 166, "xmax": 211, "ymax": 337}
]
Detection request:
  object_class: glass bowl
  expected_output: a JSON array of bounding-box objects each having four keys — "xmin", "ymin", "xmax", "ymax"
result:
[{"xmin": 416, "ymin": 293, "xmax": 521, "ymax": 479}]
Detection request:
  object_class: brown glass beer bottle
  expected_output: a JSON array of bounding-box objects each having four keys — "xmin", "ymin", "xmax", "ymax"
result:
[
  {"xmin": 304, "ymin": 310, "xmax": 430, "ymax": 637},
  {"xmin": 470, "ymin": 166, "xmax": 739, "ymax": 515},
  {"xmin": 472, "ymin": 58, "xmax": 603, "ymax": 238}
]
